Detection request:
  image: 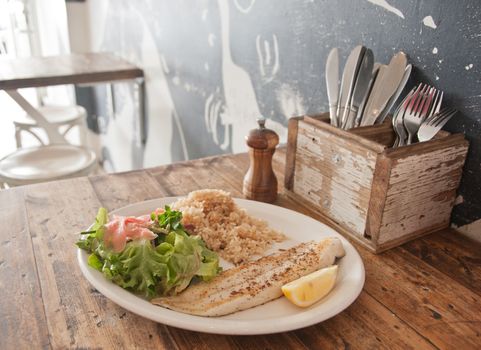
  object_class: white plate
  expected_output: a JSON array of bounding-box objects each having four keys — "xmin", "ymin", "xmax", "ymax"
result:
[{"xmin": 77, "ymin": 197, "xmax": 365, "ymax": 335}]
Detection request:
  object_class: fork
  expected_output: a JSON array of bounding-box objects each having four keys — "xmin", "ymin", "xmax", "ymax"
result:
[
  {"xmin": 392, "ymin": 84, "xmax": 421, "ymax": 147},
  {"xmin": 403, "ymin": 84, "xmax": 436, "ymax": 145},
  {"xmin": 417, "ymin": 107, "xmax": 457, "ymax": 142}
]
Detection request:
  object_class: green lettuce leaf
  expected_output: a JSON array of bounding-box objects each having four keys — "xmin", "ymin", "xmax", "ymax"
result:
[{"xmin": 76, "ymin": 206, "xmax": 221, "ymax": 298}]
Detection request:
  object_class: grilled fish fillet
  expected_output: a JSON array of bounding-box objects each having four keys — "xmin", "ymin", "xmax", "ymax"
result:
[{"xmin": 152, "ymin": 237, "xmax": 345, "ymax": 316}]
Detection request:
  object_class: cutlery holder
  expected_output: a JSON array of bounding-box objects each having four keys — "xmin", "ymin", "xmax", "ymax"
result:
[{"xmin": 284, "ymin": 113, "xmax": 469, "ymax": 253}]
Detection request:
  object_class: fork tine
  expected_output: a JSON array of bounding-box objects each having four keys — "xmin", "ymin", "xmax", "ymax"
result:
[
  {"xmin": 429, "ymin": 107, "xmax": 455, "ymax": 123},
  {"xmin": 433, "ymin": 109, "xmax": 457, "ymax": 127},
  {"xmin": 435, "ymin": 91, "xmax": 444, "ymax": 115},
  {"xmin": 396, "ymin": 86, "xmax": 416, "ymax": 116},
  {"xmin": 428, "ymin": 89, "xmax": 442, "ymax": 119},
  {"xmin": 408, "ymin": 84, "xmax": 425, "ymax": 113},
  {"xmin": 425, "ymin": 90, "xmax": 444, "ymax": 124},
  {"xmin": 413, "ymin": 85, "xmax": 431, "ymax": 117},
  {"xmin": 417, "ymin": 85, "xmax": 431, "ymax": 114},
  {"xmin": 417, "ymin": 107, "xmax": 457, "ymax": 142},
  {"xmin": 420, "ymin": 87, "xmax": 436, "ymax": 118}
]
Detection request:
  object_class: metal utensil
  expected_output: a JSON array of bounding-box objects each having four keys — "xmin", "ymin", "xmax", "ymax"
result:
[
  {"xmin": 392, "ymin": 85, "xmax": 419, "ymax": 147},
  {"xmin": 418, "ymin": 107, "xmax": 456, "ymax": 142},
  {"xmin": 360, "ymin": 52, "xmax": 408, "ymax": 126},
  {"xmin": 403, "ymin": 85, "xmax": 436, "ymax": 145},
  {"xmin": 342, "ymin": 48, "xmax": 374, "ymax": 129},
  {"xmin": 337, "ymin": 45, "xmax": 366, "ymax": 127},
  {"xmin": 360, "ymin": 64, "xmax": 386, "ymax": 126},
  {"xmin": 377, "ymin": 64, "xmax": 412, "ymax": 124},
  {"xmin": 326, "ymin": 48, "xmax": 340, "ymax": 127},
  {"xmin": 355, "ymin": 63, "xmax": 381, "ymax": 127},
  {"xmin": 427, "ymin": 90, "xmax": 443, "ymax": 119}
]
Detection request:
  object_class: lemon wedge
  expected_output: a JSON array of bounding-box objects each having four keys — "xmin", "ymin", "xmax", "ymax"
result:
[{"xmin": 281, "ymin": 265, "xmax": 338, "ymax": 307}]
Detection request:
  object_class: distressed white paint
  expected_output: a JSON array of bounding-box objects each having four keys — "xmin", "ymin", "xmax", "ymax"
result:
[
  {"xmin": 293, "ymin": 121, "xmax": 377, "ymax": 236},
  {"xmin": 422, "ymin": 15, "xmax": 437, "ymax": 29},
  {"xmin": 367, "ymin": 0, "xmax": 405, "ymax": 19},
  {"xmin": 379, "ymin": 145, "xmax": 468, "ymax": 244},
  {"xmin": 432, "ymin": 47, "xmax": 438, "ymax": 54}
]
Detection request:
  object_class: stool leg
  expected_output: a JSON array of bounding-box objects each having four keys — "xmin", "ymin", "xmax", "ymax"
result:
[
  {"xmin": 14, "ymin": 125, "xmax": 22, "ymax": 148},
  {"xmin": 79, "ymin": 116, "xmax": 88, "ymax": 146}
]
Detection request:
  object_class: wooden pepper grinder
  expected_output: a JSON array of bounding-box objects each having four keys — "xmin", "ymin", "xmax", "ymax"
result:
[{"xmin": 243, "ymin": 118, "xmax": 279, "ymax": 203}]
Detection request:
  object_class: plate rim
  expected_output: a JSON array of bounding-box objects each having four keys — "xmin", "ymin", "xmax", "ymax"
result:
[{"xmin": 77, "ymin": 196, "xmax": 365, "ymax": 335}]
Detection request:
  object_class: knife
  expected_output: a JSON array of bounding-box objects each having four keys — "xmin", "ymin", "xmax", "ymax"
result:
[
  {"xmin": 325, "ymin": 48, "xmax": 340, "ymax": 126},
  {"xmin": 360, "ymin": 65, "xmax": 386, "ymax": 126},
  {"xmin": 360, "ymin": 52, "xmax": 407, "ymax": 126},
  {"xmin": 376, "ymin": 63, "xmax": 412, "ymax": 124},
  {"xmin": 355, "ymin": 63, "xmax": 381, "ymax": 127},
  {"xmin": 342, "ymin": 48, "xmax": 373, "ymax": 129},
  {"xmin": 337, "ymin": 45, "xmax": 366, "ymax": 128}
]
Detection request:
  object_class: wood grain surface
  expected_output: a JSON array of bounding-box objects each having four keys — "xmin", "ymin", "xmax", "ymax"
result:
[
  {"xmin": 0, "ymin": 52, "xmax": 144, "ymax": 90},
  {"xmin": 1, "ymin": 150, "xmax": 480, "ymax": 349}
]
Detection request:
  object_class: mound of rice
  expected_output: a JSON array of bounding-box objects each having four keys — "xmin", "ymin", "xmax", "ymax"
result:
[{"xmin": 171, "ymin": 189, "xmax": 285, "ymax": 264}]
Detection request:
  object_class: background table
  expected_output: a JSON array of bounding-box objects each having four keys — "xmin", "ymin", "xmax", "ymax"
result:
[
  {"xmin": 0, "ymin": 52, "xmax": 146, "ymax": 143},
  {"xmin": 1, "ymin": 149, "xmax": 480, "ymax": 349}
]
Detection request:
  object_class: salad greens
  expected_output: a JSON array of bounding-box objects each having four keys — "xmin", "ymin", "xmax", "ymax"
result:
[{"xmin": 76, "ymin": 206, "xmax": 221, "ymax": 298}]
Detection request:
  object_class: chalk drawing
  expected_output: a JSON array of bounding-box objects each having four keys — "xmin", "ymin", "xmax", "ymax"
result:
[
  {"xmin": 205, "ymin": 91, "xmax": 230, "ymax": 150},
  {"xmin": 214, "ymin": 0, "xmax": 286, "ymax": 152},
  {"xmin": 256, "ymin": 34, "xmax": 280, "ymax": 83},
  {"xmin": 233, "ymin": 0, "xmax": 256, "ymax": 14}
]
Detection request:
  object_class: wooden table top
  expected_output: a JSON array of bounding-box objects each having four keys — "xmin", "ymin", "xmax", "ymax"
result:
[
  {"xmin": 0, "ymin": 52, "xmax": 144, "ymax": 90},
  {"xmin": 1, "ymin": 149, "xmax": 480, "ymax": 349}
]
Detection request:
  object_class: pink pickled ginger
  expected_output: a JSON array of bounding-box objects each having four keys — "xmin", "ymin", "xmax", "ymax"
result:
[{"xmin": 104, "ymin": 215, "xmax": 156, "ymax": 252}]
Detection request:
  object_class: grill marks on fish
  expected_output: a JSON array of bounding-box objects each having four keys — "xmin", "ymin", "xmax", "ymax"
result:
[{"xmin": 152, "ymin": 237, "xmax": 345, "ymax": 316}]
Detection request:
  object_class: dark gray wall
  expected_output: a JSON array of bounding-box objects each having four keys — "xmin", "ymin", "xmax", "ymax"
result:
[{"xmin": 89, "ymin": 0, "xmax": 481, "ymax": 228}]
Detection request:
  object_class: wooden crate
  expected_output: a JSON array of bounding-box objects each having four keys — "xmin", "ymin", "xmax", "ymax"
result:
[{"xmin": 284, "ymin": 113, "xmax": 469, "ymax": 253}]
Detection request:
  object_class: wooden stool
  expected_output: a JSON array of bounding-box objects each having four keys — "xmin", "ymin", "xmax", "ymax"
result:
[
  {"xmin": 13, "ymin": 105, "xmax": 88, "ymax": 147},
  {"xmin": 0, "ymin": 144, "xmax": 97, "ymax": 187}
]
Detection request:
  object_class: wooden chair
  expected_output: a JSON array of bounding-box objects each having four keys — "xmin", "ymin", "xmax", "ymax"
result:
[
  {"xmin": 13, "ymin": 105, "xmax": 88, "ymax": 147},
  {"xmin": 0, "ymin": 92, "xmax": 97, "ymax": 188}
]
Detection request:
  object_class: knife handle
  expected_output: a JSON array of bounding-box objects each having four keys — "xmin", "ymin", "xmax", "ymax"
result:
[
  {"xmin": 343, "ymin": 108, "xmax": 358, "ymax": 130},
  {"xmin": 337, "ymin": 106, "xmax": 347, "ymax": 127},
  {"xmin": 329, "ymin": 105, "xmax": 338, "ymax": 127}
]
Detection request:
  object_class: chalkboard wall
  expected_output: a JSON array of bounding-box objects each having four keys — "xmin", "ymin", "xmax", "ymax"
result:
[{"xmin": 85, "ymin": 0, "xmax": 481, "ymax": 232}]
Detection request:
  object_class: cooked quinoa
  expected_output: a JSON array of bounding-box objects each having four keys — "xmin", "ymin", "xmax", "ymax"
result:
[{"xmin": 171, "ymin": 189, "xmax": 286, "ymax": 264}]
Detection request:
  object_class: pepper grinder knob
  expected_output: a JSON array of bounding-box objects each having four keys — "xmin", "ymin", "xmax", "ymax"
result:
[{"xmin": 243, "ymin": 118, "xmax": 279, "ymax": 203}]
